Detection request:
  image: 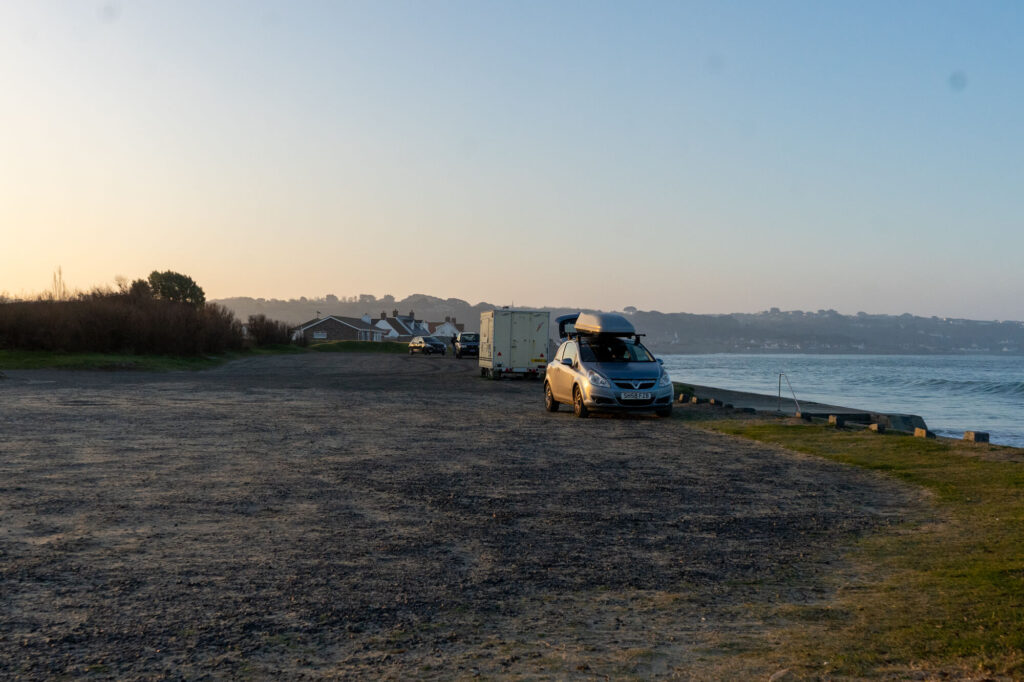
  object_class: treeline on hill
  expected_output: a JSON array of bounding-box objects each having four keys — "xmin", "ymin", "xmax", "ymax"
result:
[{"xmin": 0, "ymin": 271, "xmax": 295, "ymax": 356}]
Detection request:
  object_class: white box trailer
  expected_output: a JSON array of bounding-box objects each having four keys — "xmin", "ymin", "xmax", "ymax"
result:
[{"xmin": 479, "ymin": 309, "xmax": 550, "ymax": 379}]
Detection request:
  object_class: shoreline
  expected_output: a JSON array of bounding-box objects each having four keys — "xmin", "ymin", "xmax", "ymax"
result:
[
  {"xmin": 681, "ymin": 382, "xmax": 929, "ymax": 434},
  {"xmin": 680, "ymin": 382, "xmax": 1022, "ymax": 450},
  {"xmin": 661, "ymin": 353, "xmax": 1023, "ymax": 447}
]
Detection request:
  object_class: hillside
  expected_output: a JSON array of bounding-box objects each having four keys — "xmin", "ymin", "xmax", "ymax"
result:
[{"xmin": 214, "ymin": 295, "xmax": 1024, "ymax": 355}]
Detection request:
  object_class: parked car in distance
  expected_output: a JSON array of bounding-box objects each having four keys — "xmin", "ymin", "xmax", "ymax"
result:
[
  {"xmin": 409, "ymin": 336, "xmax": 447, "ymax": 355},
  {"xmin": 454, "ymin": 332, "xmax": 479, "ymax": 358},
  {"xmin": 544, "ymin": 312, "xmax": 673, "ymax": 418}
]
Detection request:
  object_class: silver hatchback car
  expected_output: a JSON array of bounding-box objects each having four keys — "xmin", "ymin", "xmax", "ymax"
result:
[{"xmin": 544, "ymin": 313, "xmax": 674, "ymax": 418}]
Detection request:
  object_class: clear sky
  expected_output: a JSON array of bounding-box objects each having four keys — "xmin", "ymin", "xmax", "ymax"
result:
[{"xmin": 2, "ymin": 1, "xmax": 1021, "ymax": 319}]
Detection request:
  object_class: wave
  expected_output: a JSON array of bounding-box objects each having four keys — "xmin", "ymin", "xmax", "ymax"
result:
[{"xmin": 870, "ymin": 376, "xmax": 1024, "ymax": 397}]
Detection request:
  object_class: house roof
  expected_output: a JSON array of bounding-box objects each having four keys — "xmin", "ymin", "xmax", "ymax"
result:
[
  {"xmin": 293, "ymin": 315, "xmax": 381, "ymax": 333},
  {"xmin": 384, "ymin": 315, "xmax": 429, "ymax": 336},
  {"xmin": 373, "ymin": 318, "xmax": 418, "ymax": 341}
]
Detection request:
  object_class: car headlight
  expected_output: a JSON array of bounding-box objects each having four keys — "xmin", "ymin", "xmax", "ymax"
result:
[
  {"xmin": 587, "ymin": 370, "xmax": 610, "ymax": 388},
  {"xmin": 658, "ymin": 372, "xmax": 672, "ymax": 387}
]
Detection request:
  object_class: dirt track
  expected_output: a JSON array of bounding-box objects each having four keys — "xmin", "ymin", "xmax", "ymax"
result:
[{"xmin": 0, "ymin": 353, "xmax": 920, "ymax": 679}]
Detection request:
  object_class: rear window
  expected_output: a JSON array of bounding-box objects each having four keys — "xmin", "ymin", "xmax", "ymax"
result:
[
  {"xmin": 579, "ymin": 336, "xmax": 654, "ymax": 362},
  {"xmin": 461, "ymin": 333, "xmax": 478, "ymax": 342}
]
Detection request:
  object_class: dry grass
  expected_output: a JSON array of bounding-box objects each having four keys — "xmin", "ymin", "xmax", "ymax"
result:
[{"xmin": 693, "ymin": 417, "xmax": 1024, "ymax": 679}]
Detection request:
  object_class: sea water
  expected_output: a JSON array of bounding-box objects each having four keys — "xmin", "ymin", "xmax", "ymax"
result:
[{"xmin": 660, "ymin": 354, "xmax": 1024, "ymax": 448}]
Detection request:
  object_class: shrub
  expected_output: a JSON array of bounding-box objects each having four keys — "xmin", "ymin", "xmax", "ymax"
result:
[
  {"xmin": 0, "ymin": 290, "xmax": 244, "ymax": 356},
  {"xmin": 246, "ymin": 314, "xmax": 294, "ymax": 347}
]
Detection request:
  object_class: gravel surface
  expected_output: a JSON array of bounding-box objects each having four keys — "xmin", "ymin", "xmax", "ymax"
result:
[{"xmin": 0, "ymin": 353, "xmax": 922, "ymax": 679}]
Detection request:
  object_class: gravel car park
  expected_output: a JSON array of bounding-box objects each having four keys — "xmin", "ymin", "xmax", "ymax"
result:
[{"xmin": 0, "ymin": 352, "xmax": 920, "ymax": 679}]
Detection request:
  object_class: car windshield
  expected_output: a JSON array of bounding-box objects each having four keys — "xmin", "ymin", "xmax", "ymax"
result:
[
  {"xmin": 461, "ymin": 334, "xmax": 478, "ymax": 341},
  {"xmin": 579, "ymin": 336, "xmax": 654, "ymax": 363},
  {"xmin": 425, "ymin": 336, "xmax": 443, "ymax": 343}
]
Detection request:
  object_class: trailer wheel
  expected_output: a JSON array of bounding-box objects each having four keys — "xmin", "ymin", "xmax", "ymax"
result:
[
  {"xmin": 573, "ymin": 386, "xmax": 589, "ymax": 418},
  {"xmin": 544, "ymin": 382, "xmax": 559, "ymax": 412}
]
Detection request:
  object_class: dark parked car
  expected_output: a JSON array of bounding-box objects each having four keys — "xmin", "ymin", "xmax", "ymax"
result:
[
  {"xmin": 409, "ymin": 336, "xmax": 447, "ymax": 355},
  {"xmin": 454, "ymin": 332, "xmax": 479, "ymax": 358}
]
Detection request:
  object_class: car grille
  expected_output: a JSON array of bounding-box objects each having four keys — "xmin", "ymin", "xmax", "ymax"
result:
[{"xmin": 613, "ymin": 380, "xmax": 656, "ymax": 389}]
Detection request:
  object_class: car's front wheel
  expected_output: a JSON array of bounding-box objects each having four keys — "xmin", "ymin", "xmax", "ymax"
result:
[
  {"xmin": 573, "ymin": 385, "xmax": 589, "ymax": 418},
  {"xmin": 544, "ymin": 382, "xmax": 559, "ymax": 412}
]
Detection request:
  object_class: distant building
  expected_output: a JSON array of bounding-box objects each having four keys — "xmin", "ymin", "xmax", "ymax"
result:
[
  {"xmin": 427, "ymin": 315, "xmax": 464, "ymax": 339},
  {"xmin": 373, "ymin": 309, "xmax": 431, "ymax": 341},
  {"xmin": 291, "ymin": 315, "xmax": 384, "ymax": 343}
]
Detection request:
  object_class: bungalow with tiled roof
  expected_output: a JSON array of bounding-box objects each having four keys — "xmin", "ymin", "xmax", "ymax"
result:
[{"xmin": 291, "ymin": 315, "xmax": 384, "ymax": 344}]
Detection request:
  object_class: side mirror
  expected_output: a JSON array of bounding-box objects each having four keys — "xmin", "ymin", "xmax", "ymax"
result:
[
  {"xmin": 561, "ymin": 358, "xmax": 574, "ymax": 367},
  {"xmin": 657, "ymin": 358, "xmax": 663, "ymax": 365}
]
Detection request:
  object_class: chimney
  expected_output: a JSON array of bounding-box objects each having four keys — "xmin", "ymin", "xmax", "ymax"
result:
[
  {"xmin": 408, "ymin": 310, "xmax": 414, "ymax": 317},
  {"xmin": 445, "ymin": 315, "xmax": 450, "ymax": 322},
  {"xmin": 392, "ymin": 309, "xmax": 398, "ymax": 318},
  {"xmin": 381, "ymin": 311, "xmax": 387, "ymax": 320}
]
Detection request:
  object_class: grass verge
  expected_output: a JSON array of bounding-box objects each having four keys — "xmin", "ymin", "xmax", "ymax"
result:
[
  {"xmin": 308, "ymin": 340, "xmax": 409, "ymax": 354},
  {"xmin": 692, "ymin": 416, "xmax": 1024, "ymax": 678}
]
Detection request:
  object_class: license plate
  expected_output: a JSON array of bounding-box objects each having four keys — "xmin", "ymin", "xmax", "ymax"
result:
[{"xmin": 620, "ymin": 391, "xmax": 652, "ymax": 400}]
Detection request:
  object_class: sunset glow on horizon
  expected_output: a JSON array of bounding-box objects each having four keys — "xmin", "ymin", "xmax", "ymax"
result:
[{"xmin": 3, "ymin": 1, "xmax": 1022, "ymax": 319}]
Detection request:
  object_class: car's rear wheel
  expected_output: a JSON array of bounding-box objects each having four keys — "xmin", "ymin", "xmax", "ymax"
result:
[
  {"xmin": 544, "ymin": 382, "xmax": 559, "ymax": 412},
  {"xmin": 573, "ymin": 385, "xmax": 589, "ymax": 418}
]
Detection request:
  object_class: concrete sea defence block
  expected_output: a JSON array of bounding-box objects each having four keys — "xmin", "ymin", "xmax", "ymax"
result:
[
  {"xmin": 869, "ymin": 423, "xmax": 886, "ymax": 433},
  {"xmin": 964, "ymin": 431, "xmax": 989, "ymax": 443},
  {"xmin": 828, "ymin": 415, "xmax": 846, "ymax": 427},
  {"xmin": 884, "ymin": 414, "xmax": 928, "ymax": 432},
  {"xmin": 915, "ymin": 427, "xmax": 936, "ymax": 439}
]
